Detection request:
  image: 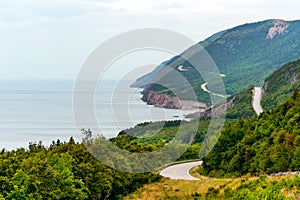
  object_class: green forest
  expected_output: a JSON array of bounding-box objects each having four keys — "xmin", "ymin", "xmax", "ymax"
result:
[
  {"xmin": 262, "ymin": 59, "xmax": 300, "ymax": 110},
  {"xmin": 201, "ymin": 89, "xmax": 300, "ymax": 178},
  {"xmin": 0, "ymin": 138, "xmax": 160, "ymax": 199}
]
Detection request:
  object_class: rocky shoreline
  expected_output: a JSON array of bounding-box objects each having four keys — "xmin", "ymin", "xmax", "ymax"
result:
[{"xmin": 141, "ymin": 90, "xmax": 207, "ymax": 110}]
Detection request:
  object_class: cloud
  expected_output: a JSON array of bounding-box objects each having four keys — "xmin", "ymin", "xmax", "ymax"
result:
[
  {"xmin": 0, "ymin": 0, "xmax": 300, "ymax": 79},
  {"xmin": 153, "ymin": 2, "xmax": 186, "ymax": 11}
]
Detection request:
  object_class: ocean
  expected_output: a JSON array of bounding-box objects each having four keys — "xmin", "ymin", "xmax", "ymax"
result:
[{"xmin": 0, "ymin": 79, "xmax": 194, "ymax": 150}]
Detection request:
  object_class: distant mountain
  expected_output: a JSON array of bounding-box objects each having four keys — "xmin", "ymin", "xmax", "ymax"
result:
[{"xmin": 133, "ymin": 19, "xmax": 300, "ymax": 107}]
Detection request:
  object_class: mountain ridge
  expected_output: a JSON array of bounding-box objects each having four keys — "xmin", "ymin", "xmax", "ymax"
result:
[{"xmin": 133, "ymin": 19, "xmax": 300, "ymax": 109}]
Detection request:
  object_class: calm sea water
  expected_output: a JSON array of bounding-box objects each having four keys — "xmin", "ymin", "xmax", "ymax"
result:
[{"xmin": 0, "ymin": 79, "xmax": 194, "ymax": 150}]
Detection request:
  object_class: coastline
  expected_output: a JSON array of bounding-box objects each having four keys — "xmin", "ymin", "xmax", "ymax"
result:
[
  {"xmin": 0, "ymin": 80, "xmax": 198, "ymax": 150},
  {"xmin": 141, "ymin": 90, "xmax": 207, "ymax": 110}
]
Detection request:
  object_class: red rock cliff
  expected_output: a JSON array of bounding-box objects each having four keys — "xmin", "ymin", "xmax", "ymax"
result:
[{"xmin": 142, "ymin": 90, "xmax": 206, "ymax": 110}]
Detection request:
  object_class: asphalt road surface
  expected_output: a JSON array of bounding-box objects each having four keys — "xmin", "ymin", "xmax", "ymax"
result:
[
  {"xmin": 159, "ymin": 161, "xmax": 203, "ymax": 180},
  {"xmin": 253, "ymin": 87, "xmax": 263, "ymax": 115}
]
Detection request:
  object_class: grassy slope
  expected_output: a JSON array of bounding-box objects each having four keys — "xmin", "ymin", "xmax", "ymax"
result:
[
  {"xmin": 125, "ymin": 170, "xmax": 300, "ymax": 200},
  {"xmin": 124, "ymin": 176, "xmax": 231, "ymax": 200}
]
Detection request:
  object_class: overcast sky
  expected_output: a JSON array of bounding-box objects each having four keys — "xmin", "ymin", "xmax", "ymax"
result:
[{"xmin": 1, "ymin": 0, "xmax": 300, "ymax": 80}]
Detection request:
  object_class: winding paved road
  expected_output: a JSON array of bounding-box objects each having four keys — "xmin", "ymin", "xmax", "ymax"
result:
[
  {"xmin": 253, "ymin": 87, "xmax": 263, "ymax": 115},
  {"xmin": 201, "ymin": 83, "xmax": 225, "ymax": 98},
  {"xmin": 159, "ymin": 161, "xmax": 203, "ymax": 180},
  {"xmin": 159, "ymin": 87, "xmax": 262, "ymax": 180}
]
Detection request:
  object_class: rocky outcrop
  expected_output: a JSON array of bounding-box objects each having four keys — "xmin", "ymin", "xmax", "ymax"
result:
[
  {"xmin": 289, "ymin": 74, "xmax": 298, "ymax": 84},
  {"xmin": 261, "ymin": 80, "xmax": 269, "ymax": 96},
  {"xmin": 185, "ymin": 98, "xmax": 234, "ymax": 119},
  {"xmin": 266, "ymin": 19, "xmax": 289, "ymax": 39},
  {"xmin": 142, "ymin": 90, "xmax": 206, "ymax": 110}
]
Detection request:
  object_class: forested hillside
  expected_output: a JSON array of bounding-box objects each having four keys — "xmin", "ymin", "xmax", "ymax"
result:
[
  {"xmin": 225, "ymin": 85, "xmax": 256, "ymax": 119},
  {"xmin": 201, "ymin": 89, "xmax": 300, "ymax": 177},
  {"xmin": 262, "ymin": 59, "xmax": 300, "ymax": 110},
  {"xmin": 0, "ymin": 138, "xmax": 160, "ymax": 199},
  {"xmin": 112, "ymin": 120, "xmax": 210, "ymax": 161},
  {"xmin": 123, "ymin": 88, "xmax": 300, "ymax": 199},
  {"xmin": 203, "ymin": 58, "xmax": 300, "ymax": 120}
]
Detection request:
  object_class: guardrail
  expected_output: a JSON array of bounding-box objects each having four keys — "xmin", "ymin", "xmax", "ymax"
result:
[{"xmin": 268, "ymin": 171, "xmax": 300, "ymax": 177}]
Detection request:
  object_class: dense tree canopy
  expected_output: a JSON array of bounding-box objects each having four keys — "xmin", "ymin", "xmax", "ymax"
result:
[
  {"xmin": 0, "ymin": 138, "xmax": 160, "ymax": 199},
  {"xmin": 201, "ymin": 89, "xmax": 300, "ymax": 177}
]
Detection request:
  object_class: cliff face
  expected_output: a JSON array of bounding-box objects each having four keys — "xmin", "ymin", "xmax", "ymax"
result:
[
  {"xmin": 185, "ymin": 98, "xmax": 233, "ymax": 119},
  {"xmin": 142, "ymin": 90, "xmax": 206, "ymax": 110}
]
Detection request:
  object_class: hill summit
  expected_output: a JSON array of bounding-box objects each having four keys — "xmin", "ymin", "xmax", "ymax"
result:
[{"xmin": 132, "ymin": 19, "xmax": 300, "ymax": 108}]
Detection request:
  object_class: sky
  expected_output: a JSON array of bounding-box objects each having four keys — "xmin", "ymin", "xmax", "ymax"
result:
[{"xmin": 1, "ymin": 0, "xmax": 300, "ymax": 80}]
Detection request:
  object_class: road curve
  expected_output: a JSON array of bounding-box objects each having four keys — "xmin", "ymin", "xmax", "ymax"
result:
[
  {"xmin": 201, "ymin": 83, "xmax": 225, "ymax": 98},
  {"xmin": 159, "ymin": 161, "xmax": 203, "ymax": 180},
  {"xmin": 253, "ymin": 87, "xmax": 263, "ymax": 115}
]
